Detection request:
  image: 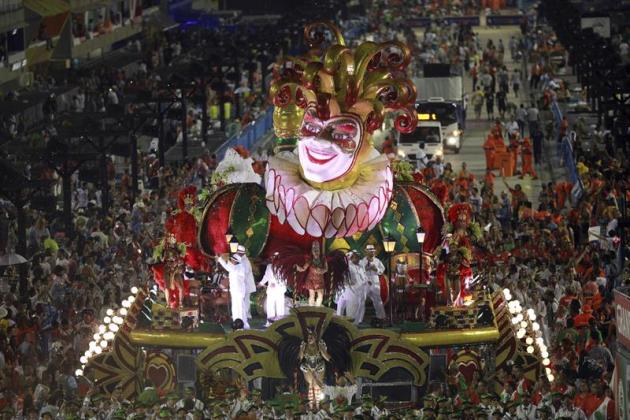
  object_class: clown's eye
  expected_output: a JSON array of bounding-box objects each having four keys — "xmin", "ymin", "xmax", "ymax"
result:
[
  {"xmin": 332, "ymin": 132, "xmax": 357, "ymax": 151},
  {"xmin": 302, "ymin": 122, "xmax": 322, "ymax": 136}
]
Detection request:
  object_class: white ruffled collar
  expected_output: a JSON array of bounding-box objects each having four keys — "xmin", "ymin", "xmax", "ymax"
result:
[{"xmin": 264, "ymin": 151, "xmax": 393, "ymax": 238}]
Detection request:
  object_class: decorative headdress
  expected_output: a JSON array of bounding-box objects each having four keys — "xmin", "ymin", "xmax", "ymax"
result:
[
  {"xmin": 447, "ymin": 203, "xmax": 472, "ymax": 226},
  {"xmin": 270, "ymin": 21, "xmax": 417, "ymax": 146},
  {"xmin": 177, "ymin": 186, "xmax": 197, "ymax": 210}
]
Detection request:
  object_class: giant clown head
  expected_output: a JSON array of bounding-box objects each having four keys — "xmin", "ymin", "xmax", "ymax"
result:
[{"xmin": 266, "ymin": 22, "xmax": 418, "ymax": 238}]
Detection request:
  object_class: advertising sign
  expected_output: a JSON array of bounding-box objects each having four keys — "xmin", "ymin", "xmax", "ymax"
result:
[
  {"xmin": 615, "ymin": 289, "xmax": 630, "ymax": 350},
  {"xmin": 615, "ymin": 347, "xmax": 630, "ymax": 420}
]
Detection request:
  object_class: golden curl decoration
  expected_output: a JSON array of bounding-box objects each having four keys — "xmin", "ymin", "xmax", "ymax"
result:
[{"xmin": 270, "ymin": 21, "xmax": 417, "ymax": 139}]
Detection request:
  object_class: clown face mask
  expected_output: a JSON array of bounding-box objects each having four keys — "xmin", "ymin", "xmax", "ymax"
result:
[{"xmin": 297, "ymin": 108, "xmax": 364, "ymax": 184}]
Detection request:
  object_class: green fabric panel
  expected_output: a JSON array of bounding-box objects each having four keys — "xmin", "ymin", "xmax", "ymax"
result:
[{"xmin": 229, "ymin": 184, "xmax": 269, "ymax": 257}]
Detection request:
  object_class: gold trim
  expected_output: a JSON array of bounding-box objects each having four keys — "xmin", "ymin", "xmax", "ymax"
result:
[
  {"xmin": 400, "ymin": 327, "xmax": 500, "ymax": 347},
  {"xmin": 130, "ymin": 330, "xmax": 225, "ymax": 348}
]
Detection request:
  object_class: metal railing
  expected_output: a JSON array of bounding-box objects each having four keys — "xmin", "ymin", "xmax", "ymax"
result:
[{"xmin": 214, "ymin": 107, "xmax": 274, "ymax": 160}]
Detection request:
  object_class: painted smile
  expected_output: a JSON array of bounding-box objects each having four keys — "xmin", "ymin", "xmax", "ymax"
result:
[{"xmin": 305, "ymin": 146, "xmax": 337, "ymax": 165}]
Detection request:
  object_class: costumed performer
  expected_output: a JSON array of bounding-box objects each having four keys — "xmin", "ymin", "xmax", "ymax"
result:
[
  {"xmin": 216, "ymin": 253, "xmax": 249, "ymax": 329},
  {"xmin": 358, "ymin": 244, "xmax": 386, "ymax": 324},
  {"xmin": 258, "ymin": 252, "xmax": 287, "ymax": 326},
  {"xmin": 235, "ymin": 244, "xmax": 256, "ymax": 321},
  {"xmin": 336, "ymin": 250, "xmax": 366, "ymax": 325},
  {"xmin": 151, "ymin": 233, "xmax": 186, "ymax": 308},
  {"xmin": 296, "ymin": 241, "xmax": 328, "ymax": 306}
]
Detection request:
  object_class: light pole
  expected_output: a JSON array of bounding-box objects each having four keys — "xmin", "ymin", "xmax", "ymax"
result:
[
  {"xmin": 229, "ymin": 237, "xmax": 239, "ymax": 254},
  {"xmin": 416, "ymin": 226, "xmax": 425, "ymax": 283},
  {"xmin": 382, "ymin": 235, "xmax": 396, "ymax": 325}
]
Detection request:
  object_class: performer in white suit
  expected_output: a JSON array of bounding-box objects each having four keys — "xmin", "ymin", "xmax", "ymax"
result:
[
  {"xmin": 236, "ymin": 245, "xmax": 257, "ymax": 321},
  {"xmin": 217, "ymin": 254, "xmax": 249, "ymax": 329},
  {"xmin": 258, "ymin": 252, "xmax": 286, "ymax": 326},
  {"xmin": 337, "ymin": 251, "xmax": 367, "ymax": 325},
  {"xmin": 359, "ymin": 244, "xmax": 387, "ymax": 322}
]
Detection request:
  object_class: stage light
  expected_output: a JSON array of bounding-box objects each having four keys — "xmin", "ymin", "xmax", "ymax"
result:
[
  {"xmin": 100, "ymin": 340, "xmax": 108, "ymax": 348},
  {"xmin": 127, "ymin": 295, "xmax": 135, "ymax": 303},
  {"xmin": 539, "ymin": 344, "xmax": 547, "ymax": 352},
  {"xmin": 99, "ymin": 325, "xmax": 106, "ymax": 334},
  {"xmin": 89, "ymin": 341, "xmax": 96, "ymax": 349},
  {"xmin": 85, "ymin": 350, "xmax": 92, "ymax": 358},
  {"xmin": 532, "ymin": 322, "xmax": 540, "ymax": 331},
  {"xmin": 106, "ymin": 309, "xmax": 114, "ymax": 316},
  {"xmin": 113, "ymin": 316, "xmax": 124, "ymax": 325},
  {"xmin": 526, "ymin": 337, "xmax": 534, "ymax": 345},
  {"xmin": 503, "ymin": 288, "xmax": 512, "ymax": 300},
  {"xmin": 119, "ymin": 308, "xmax": 128, "ymax": 316},
  {"xmin": 517, "ymin": 328, "xmax": 526, "ymax": 338},
  {"xmin": 109, "ymin": 324, "xmax": 119, "ymax": 333},
  {"xmin": 94, "ymin": 346, "xmax": 102, "ymax": 354},
  {"xmin": 75, "ymin": 369, "xmax": 83, "ymax": 376},
  {"xmin": 527, "ymin": 346, "xmax": 534, "ymax": 354},
  {"xmin": 536, "ymin": 337, "xmax": 544, "ymax": 345},
  {"xmin": 122, "ymin": 300, "xmax": 131, "ymax": 308},
  {"xmin": 80, "ymin": 356, "xmax": 87, "ymax": 364},
  {"xmin": 131, "ymin": 286, "xmax": 139, "ymax": 294},
  {"xmin": 93, "ymin": 333, "xmax": 101, "ymax": 341},
  {"xmin": 542, "ymin": 358, "xmax": 550, "ymax": 366},
  {"xmin": 103, "ymin": 332, "xmax": 115, "ymax": 340},
  {"xmin": 512, "ymin": 317, "xmax": 520, "ymax": 325},
  {"xmin": 547, "ymin": 374, "xmax": 554, "ymax": 382},
  {"xmin": 520, "ymin": 321, "xmax": 528, "ymax": 328}
]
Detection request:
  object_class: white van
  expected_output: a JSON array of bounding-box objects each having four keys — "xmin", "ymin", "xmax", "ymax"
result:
[{"xmin": 396, "ymin": 118, "xmax": 443, "ymax": 165}]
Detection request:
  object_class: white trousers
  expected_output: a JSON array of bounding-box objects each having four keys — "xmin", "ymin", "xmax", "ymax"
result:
[
  {"xmin": 266, "ymin": 287, "xmax": 286, "ymax": 320},
  {"xmin": 355, "ymin": 284, "xmax": 386, "ymax": 323},
  {"xmin": 336, "ymin": 287, "xmax": 362, "ymax": 324},
  {"xmin": 231, "ymin": 292, "xmax": 249, "ymax": 329}
]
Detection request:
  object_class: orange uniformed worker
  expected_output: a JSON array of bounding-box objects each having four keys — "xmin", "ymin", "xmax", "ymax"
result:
[
  {"xmin": 483, "ymin": 134, "xmax": 497, "ymax": 169},
  {"xmin": 508, "ymin": 133, "xmax": 520, "ymax": 175},
  {"xmin": 520, "ymin": 136, "xmax": 538, "ymax": 179}
]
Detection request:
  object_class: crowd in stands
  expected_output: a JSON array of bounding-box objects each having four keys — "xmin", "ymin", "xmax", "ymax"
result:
[{"xmin": 0, "ymin": 1, "xmax": 628, "ymax": 419}]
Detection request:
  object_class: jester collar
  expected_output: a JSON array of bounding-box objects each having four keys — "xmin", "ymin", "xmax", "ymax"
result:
[{"xmin": 264, "ymin": 150, "xmax": 393, "ymax": 238}]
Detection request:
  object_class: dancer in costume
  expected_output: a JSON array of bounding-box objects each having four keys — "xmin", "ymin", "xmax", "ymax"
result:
[
  {"xmin": 358, "ymin": 245, "xmax": 386, "ymax": 324},
  {"xmin": 336, "ymin": 251, "xmax": 366, "ymax": 325},
  {"xmin": 152, "ymin": 233, "xmax": 186, "ymax": 308},
  {"xmin": 258, "ymin": 252, "xmax": 287, "ymax": 326},
  {"xmin": 295, "ymin": 241, "xmax": 328, "ymax": 306},
  {"xmin": 235, "ymin": 244, "xmax": 256, "ymax": 321},
  {"xmin": 216, "ymin": 254, "xmax": 249, "ymax": 329}
]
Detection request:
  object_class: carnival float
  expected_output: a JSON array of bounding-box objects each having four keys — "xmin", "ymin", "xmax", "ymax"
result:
[{"xmin": 80, "ymin": 22, "xmax": 552, "ymax": 410}]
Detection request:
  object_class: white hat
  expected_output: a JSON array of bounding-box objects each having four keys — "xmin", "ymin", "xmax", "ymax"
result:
[
  {"xmin": 236, "ymin": 245, "xmax": 246, "ymax": 253},
  {"xmin": 365, "ymin": 244, "xmax": 376, "ymax": 251}
]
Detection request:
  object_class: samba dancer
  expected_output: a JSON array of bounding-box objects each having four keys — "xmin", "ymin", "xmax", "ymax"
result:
[
  {"xmin": 216, "ymin": 254, "xmax": 249, "ymax": 329},
  {"xmin": 258, "ymin": 252, "xmax": 287, "ymax": 326}
]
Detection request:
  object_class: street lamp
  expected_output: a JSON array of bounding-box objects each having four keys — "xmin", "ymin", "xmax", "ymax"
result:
[
  {"xmin": 229, "ymin": 237, "xmax": 239, "ymax": 254},
  {"xmin": 225, "ymin": 227, "xmax": 234, "ymax": 244},
  {"xmin": 416, "ymin": 226, "xmax": 425, "ymax": 283},
  {"xmin": 382, "ymin": 235, "xmax": 396, "ymax": 325}
]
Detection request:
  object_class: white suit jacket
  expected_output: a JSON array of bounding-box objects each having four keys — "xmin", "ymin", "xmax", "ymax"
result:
[
  {"xmin": 217, "ymin": 257, "xmax": 245, "ymax": 295},
  {"xmin": 360, "ymin": 257, "xmax": 385, "ymax": 287}
]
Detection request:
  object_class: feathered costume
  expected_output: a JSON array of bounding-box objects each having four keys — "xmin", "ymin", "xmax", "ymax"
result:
[
  {"xmin": 278, "ymin": 322, "xmax": 352, "ymax": 390},
  {"xmin": 436, "ymin": 203, "xmax": 482, "ymax": 306},
  {"xmin": 152, "ymin": 186, "xmax": 208, "ymax": 308},
  {"xmin": 272, "ymin": 245, "xmax": 348, "ymax": 299}
]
